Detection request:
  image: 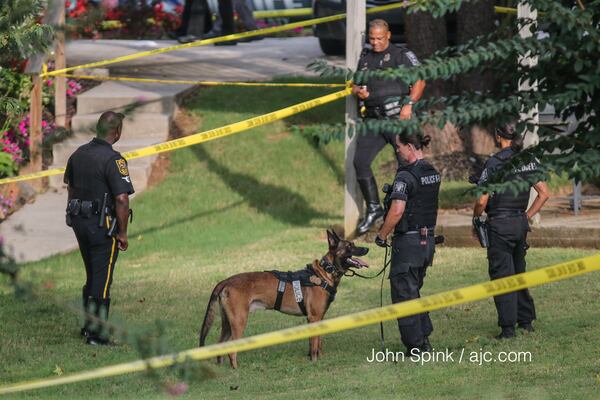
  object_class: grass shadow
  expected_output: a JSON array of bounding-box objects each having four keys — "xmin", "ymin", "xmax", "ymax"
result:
[
  {"xmin": 131, "ymin": 200, "xmax": 245, "ymax": 237},
  {"xmin": 191, "ymin": 145, "xmax": 335, "ymax": 226}
]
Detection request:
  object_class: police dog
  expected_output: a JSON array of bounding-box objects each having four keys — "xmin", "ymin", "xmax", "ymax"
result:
[{"xmin": 198, "ymin": 230, "xmax": 368, "ymax": 368}]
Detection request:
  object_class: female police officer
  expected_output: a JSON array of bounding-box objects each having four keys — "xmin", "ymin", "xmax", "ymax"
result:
[
  {"xmin": 473, "ymin": 123, "xmax": 549, "ymax": 339},
  {"xmin": 375, "ymin": 132, "xmax": 440, "ymax": 356}
]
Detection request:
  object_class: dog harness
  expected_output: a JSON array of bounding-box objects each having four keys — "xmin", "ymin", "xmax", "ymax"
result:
[{"xmin": 267, "ymin": 260, "xmax": 338, "ymax": 316}]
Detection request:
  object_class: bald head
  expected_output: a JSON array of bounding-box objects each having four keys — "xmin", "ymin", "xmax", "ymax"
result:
[
  {"xmin": 368, "ymin": 19, "xmax": 391, "ymax": 52},
  {"xmin": 96, "ymin": 111, "xmax": 124, "ymax": 141}
]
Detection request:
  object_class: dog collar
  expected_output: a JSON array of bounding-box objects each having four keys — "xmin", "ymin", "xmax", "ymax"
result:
[{"xmin": 319, "ymin": 258, "xmax": 341, "ymax": 275}]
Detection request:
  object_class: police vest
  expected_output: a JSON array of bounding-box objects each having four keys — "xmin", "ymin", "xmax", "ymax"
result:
[
  {"xmin": 358, "ymin": 45, "xmax": 414, "ymax": 107},
  {"xmin": 486, "ymin": 151, "xmax": 535, "ymax": 215},
  {"xmin": 397, "ymin": 160, "xmax": 441, "ymax": 232}
]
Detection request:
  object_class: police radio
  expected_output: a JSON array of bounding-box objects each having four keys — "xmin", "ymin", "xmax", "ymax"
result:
[{"xmin": 382, "ymin": 183, "xmax": 392, "ymax": 220}]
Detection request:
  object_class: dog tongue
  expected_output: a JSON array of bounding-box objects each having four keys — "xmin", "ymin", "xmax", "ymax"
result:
[{"xmin": 350, "ymin": 257, "xmax": 369, "ymax": 268}]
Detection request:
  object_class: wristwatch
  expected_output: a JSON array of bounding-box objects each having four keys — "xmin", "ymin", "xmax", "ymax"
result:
[{"xmin": 406, "ymin": 100, "xmax": 415, "ymax": 106}]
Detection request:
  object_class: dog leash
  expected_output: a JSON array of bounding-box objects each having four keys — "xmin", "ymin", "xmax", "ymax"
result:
[
  {"xmin": 345, "ymin": 246, "xmax": 392, "ymax": 353},
  {"xmin": 379, "ymin": 246, "xmax": 389, "ymax": 353}
]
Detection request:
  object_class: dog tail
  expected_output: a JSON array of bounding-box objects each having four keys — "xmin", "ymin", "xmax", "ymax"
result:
[{"xmin": 199, "ymin": 281, "xmax": 226, "ymax": 347}]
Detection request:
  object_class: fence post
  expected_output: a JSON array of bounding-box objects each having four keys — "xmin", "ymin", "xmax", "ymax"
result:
[
  {"xmin": 25, "ymin": 75, "xmax": 45, "ymax": 191},
  {"xmin": 54, "ymin": 7, "xmax": 67, "ymax": 128}
]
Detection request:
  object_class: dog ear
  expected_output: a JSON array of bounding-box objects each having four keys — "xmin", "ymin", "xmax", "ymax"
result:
[
  {"xmin": 330, "ymin": 229, "xmax": 341, "ymax": 241},
  {"xmin": 327, "ymin": 230, "xmax": 339, "ymax": 249}
]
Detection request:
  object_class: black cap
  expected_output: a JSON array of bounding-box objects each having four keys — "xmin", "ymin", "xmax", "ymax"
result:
[{"xmin": 495, "ymin": 123, "xmax": 516, "ymax": 140}]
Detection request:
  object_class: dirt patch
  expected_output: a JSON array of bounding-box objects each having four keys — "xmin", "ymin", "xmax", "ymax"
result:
[
  {"xmin": 266, "ymin": 131, "xmax": 290, "ymax": 142},
  {"xmin": 147, "ymin": 108, "xmax": 203, "ymax": 188},
  {"xmin": 171, "ymin": 109, "xmax": 203, "ymax": 140},
  {"xmin": 380, "ymin": 152, "xmax": 481, "ymax": 181},
  {"xmin": 147, "ymin": 153, "xmax": 171, "ymax": 188}
]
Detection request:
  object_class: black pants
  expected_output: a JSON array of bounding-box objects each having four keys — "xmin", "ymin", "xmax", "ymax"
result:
[
  {"xmin": 487, "ymin": 215, "xmax": 536, "ymax": 328},
  {"xmin": 390, "ymin": 267, "xmax": 433, "ymax": 348},
  {"xmin": 217, "ymin": 0, "xmax": 235, "ymax": 34},
  {"xmin": 71, "ymin": 216, "xmax": 119, "ymax": 303},
  {"xmin": 176, "ymin": 0, "xmax": 212, "ymax": 36},
  {"xmin": 389, "ymin": 234, "xmax": 436, "ymax": 348},
  {"xmin": 353, "ymin": 124, "xmax": 401, "ymax": 179}
]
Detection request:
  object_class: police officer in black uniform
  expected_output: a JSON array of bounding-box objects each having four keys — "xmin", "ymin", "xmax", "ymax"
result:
[
  {"xmin": 64, "ymin": 111, "xmax": 134, "ymax": 345},
  {"xmin": 352, "ymin": 18, "xmax": 426, "ymax": 235},
  {"xmin": 473, "ymin": 123, "xmax": 549, "ymax": 339},
  {"xmin": 374, "ymin": 132, "xmax": 440, "ymax": 355}
]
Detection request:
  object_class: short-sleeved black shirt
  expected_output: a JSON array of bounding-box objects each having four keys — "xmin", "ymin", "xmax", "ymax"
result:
[
  {"xmin": 389, "ymin": 170, "xmax": 417, "ymax": 202},
  {"xmin": 64, "ymin": 138, "xmax": 134, "ymax": 205},
  {"xmin": 478, "ymin": 147, "xmax": 544, "ymax": 213},
  {"xmin": 357, "ymin": 44, "xmax": 420, "ymax": 107},
  {"xmin": 477, "ymin": 147, "xmax": 542, "ymax": 186}
]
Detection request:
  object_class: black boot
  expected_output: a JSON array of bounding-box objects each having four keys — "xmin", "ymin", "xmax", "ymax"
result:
[
  {"xmin": 357, "ymin": 177, "xmax": 384, "ymax": 235},
  {"xmin": 80, "ymin": 287, "xmax": 91, "ymax": 338},
  {"xmin": 518, "ymin": 322, "xmax": 535, "ymax": 333},
  {"xmin": 86, "ymin": 298, "xmax": 113, "ymax": 346},
  {"xmin": 495, "ymin": 326, "xmax": 516, "ymax": 339},
  {"xmin": 420, "ymin": 336, "xmax": 432, "ymax": 352}
]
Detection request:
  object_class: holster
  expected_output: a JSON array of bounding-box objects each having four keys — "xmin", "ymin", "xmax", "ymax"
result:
[
  {"xmin": 473, "ymin": 217, "xmax": 489, "ymax": 248},
  {"xmin": 66, "ymin": 199, "xmax": 99, "ymax": 219},
  {"xmin": 382, "ymin": 183, "xmax": 392, "ymax": 220}
]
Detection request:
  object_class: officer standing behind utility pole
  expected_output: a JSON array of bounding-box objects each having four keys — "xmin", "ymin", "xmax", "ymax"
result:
[
  {"xmin": 352, "ymin": 18, "xmax": 426, "ymax": 235},
  {"xmin": 473, "ymin": 123, "xmax": 549, "ymax": 339},
  {"xmin": 64, "ymin": 111, "xmax": 134, "ymax": 346},
  {"xmin": 374, "ymin": 132, "xmax": 440, "ymax": 356}
]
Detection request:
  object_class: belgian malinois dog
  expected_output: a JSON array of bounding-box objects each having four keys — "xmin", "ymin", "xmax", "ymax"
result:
[{"xmin": 198, "ymin": 230, "xmax": 369, "ymax": 368}]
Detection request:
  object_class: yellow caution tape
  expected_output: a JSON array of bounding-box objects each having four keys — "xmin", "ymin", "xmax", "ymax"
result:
[
  {"xmin": 42, "ymin": 2, "xmax": 413, "ymax": 77},
  {"xmin": 43, "ymin": 2, "xmax": 520, "ymax": 78},
  {"xmin": 100, "ymin": 9, "xmax": 314, "ymax": 31},
  {"xmin": 253, "ymin": 6, "xmax": 518, "ymax": 17},
  {"xmin": 0, "ymin": 88, "xmax": 351, "ymax": 186},
  {"xmin": 253, "ymin": 8, "xmax": 312, "ymax": 19},
  {"xmin": 54, "ymin": 73, "xmax": 347, "ymax": 88},
  {"xmin": 0, "ymin": 252, "xmax": 598, "ymax": 395},
  {"xmin": 495, "ymin": 6, "xmax": 518, "ymax": 15},
  {"xmin": 102, "ymin": 5, "xmax": 517, "ymax": 33}
]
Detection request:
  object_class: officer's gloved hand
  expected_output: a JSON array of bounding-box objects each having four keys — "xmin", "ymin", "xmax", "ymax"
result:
[{"xmin": 375, "ymin": 234, "xmax": 388, "ymax": 248}]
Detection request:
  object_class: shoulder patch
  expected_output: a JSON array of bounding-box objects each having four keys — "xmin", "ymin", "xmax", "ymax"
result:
[
  {"xmin": 478, "ymin": 168, "xmax": 489, "ymax": 184},
  {"xmin": 393, "ymin": 181, "xmax": 407, "ymax": 194},
  {"xmin": 405, "ymin": 50, "xmax": 420, "ymax": 66},
  {"xmin": 115, "ymin": 158, "xmax": 129, "ymax": 176}
]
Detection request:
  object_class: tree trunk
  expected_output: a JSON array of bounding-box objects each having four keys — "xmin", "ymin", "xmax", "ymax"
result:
[
  {"xmin": 404, "ymin": 11, "xmax": 447, "ymax": 98},
  {"xmin": 457, "ymin": 0, "xmax": 497, "ymax": 156}
]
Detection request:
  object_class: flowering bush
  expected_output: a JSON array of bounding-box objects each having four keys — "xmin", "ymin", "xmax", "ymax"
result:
[
  {"xmin": 0, "ymin": 193, "xmax": 14, "ymax": 218},
  {"xmin": 65, "ymin": 0, "xmax": 181, "ymax": 39},
  {"xmin": 1, "ymin": 75, "xmax": 83, "ymax": 167}
]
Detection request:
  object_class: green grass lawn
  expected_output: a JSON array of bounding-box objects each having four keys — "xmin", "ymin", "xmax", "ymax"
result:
[{"xmin": 1, "ymin": 82, "xmax": 599, "ymax": 399}]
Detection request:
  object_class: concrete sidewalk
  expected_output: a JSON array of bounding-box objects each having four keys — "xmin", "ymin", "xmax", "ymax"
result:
[
  {"xmin": 437, "ymin": 197, "xmax": 600, "ymax": 248},
  {"xmin": 66, "ymin": 37, "xmax": 342, "ymax": 81}
]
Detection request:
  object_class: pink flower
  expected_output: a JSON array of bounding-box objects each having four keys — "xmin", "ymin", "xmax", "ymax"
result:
[
  {"xmin": 46, "ymin": 79, "xmax": 53, "ymax": 87},
  {"xmin": 165, "ymin": 382, "xmax": 188, "ymax": 397}
]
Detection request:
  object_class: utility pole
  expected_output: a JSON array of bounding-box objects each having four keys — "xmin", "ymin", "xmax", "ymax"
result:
[{"xmin": 344, "ymin": 0, "xmax": 366, "ymax": 238}]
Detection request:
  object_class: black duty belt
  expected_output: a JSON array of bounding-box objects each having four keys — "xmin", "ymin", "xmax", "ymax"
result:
[
  {"xmin": 488, "ymin": 212, "xmax": 525, "ymax": 222},
  {"xmin": 403, "ymin": 227, "xmax": 435, "ymax": 235},
  {"xmin": 66, "ymin": 199, "xmax": 102, "ymax": 218}
]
